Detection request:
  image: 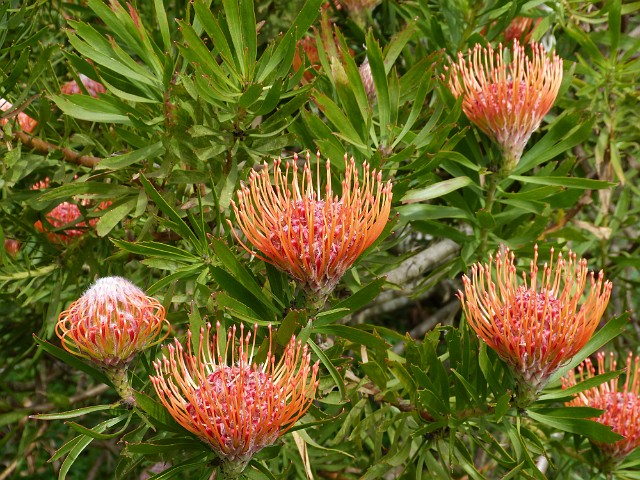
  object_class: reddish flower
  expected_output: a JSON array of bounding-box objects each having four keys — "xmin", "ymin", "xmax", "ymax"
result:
[
  {"xmin": 150, "ymin": 323, "xmax": 319, "ymax": 478},
  {"xmin": 293, "ymin": 36, "xmax": 321, "ymax": 83},
  {"xmin": 56, "ymin": 276, "xmax": 169, "ymax": 404},
  {"xmin": 230, "ymin": 152, "xmax": 392, "ymax": 303},
  {"xmin": 458, "ymin": 246, "xmax": 612, "ymax": 406},
  {"xmin": 61, "ymin": 74, "xmax": 106, "ymax": 98},
  {"xmin": 504, "ymin": 17, "xmax": 541, "ymax": 43},
  {"xmin": 0, "ymin": 98, "xmax": 37, "ymax": 133},
  {"xmin": 31, "ymin": 178, "xmax": 111, "ymax": 244},
  {"xmin": 4, "ymin": 239, "xmax": 19, "ymax": 257},
  {"xmin": 445, "ymin": 40, "xmax": 563, "ymax": 171},
  {"xmin": 564, "ymin": 352, "xmax": 640, "ymax": 462}
]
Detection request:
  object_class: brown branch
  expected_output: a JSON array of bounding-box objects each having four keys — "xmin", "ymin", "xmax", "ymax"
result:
[{"xmin": 12, "ymin": 131, "xmax": 102, "ymax": 168}]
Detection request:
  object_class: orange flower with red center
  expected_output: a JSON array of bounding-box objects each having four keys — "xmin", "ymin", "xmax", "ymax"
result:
[
  {"xmin": 563, "ymin": 352, "xmax": 640, "ymax": 462},
  {"xmin": 0, "ymin": 98, "xmax": 37, "ymax": 133},
  {"xmin": 61, "ymin": 74, "xmax": 106, "ymax": 98},
  {"xmin": 458, "ymin": 246, "xmax": 612, "ymax": 406},
  {"xmin": 150, "ymin": 323, "xmax": 319, "ymax": 478},
  {"xmin": 56, "ymin": 277, "xmax": 169, "ymax": 404},
  {"xmin": 32, "ymin": 178, "xmax": 111, "ymax": 244},
  {"xmin": 230, "ymin": 152, "xmax": 392, "ymax": 303},
  {"xmin": 445, "ymin": 40, "xmax": 563, "ymax": 171}
]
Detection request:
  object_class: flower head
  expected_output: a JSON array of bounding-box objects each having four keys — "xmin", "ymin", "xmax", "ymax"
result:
[
  {"xmin": 563, "ymin": 352, "xmax": 640, "ymax": 462},
  {"xmin": 0, "ymin": 98, "xmax": 37, "ymax": 133},
  {"xmin": 4, "ymin": 239, "xmax": 19, "ymax": 257},
  {"xmin": 445, "ymin": 40, "xmax": 563, "ymax": 171},
  {"xmin": 230, "ymin": 152, "xmax": 392, "ymax": 302},
  {"xmin": 61, "ymin": 74, "xmax": 106, "ymax": 98},
  {"xmin": 56, "ymin": 277, "xmax": 169, "ymax": 368},
  {"xmin": 150, "ymin": 323, "xmax": 319, "ymax": 477},
  {"xmin": 458, "ymin": 246, "xmax": 612, "ymax": 405},
  {"xmin": 503, "ymin": 17, "xmax": 540, "ymax": 43},
  {"xmin": 32, "ymin": 178, "xmax": 111, "ymax": 244}
]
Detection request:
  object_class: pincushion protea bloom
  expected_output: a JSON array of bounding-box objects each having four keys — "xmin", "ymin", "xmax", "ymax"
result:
[
  {"xmin": 150, "ymin": 323, "xmax": 319, "ymax": 478},
  {"xmin": 56, "ymin": 277, "xmax": 169, "ymax": 404},
  {"xmin": 563, "ymin": 352, "xmax": 640, "ymax": 463},
  {"xmin": 458, "ymin": 246, "xmax": 612, "ymax": 406},
  {"xmin": 32, "ymin": 178, "xmax": 111, "ymax": 244},
  {"xmin": 0, "ymin": 98, "xmax": 37, "ymax": 133},
  {"xmin": 230, "ymin": 152, "xmax": 392, "ymax": 305},
  {"xmin": 445, "ymin": 40, "xmax": 563, "ymax": 172}
]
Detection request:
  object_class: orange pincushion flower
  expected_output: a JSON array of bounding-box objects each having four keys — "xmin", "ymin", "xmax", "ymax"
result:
[
  {"xmin": 458, "ymin": 246, "xmax": 612, "ymax": 406},
  {"xmin": 230, "ymin": 152, "xmax": 392, "ymax": 301},
  {"xmin": 563, "ymin": 352, "xmax": 640, "ymax": 462},
  {"xmin": 32, "ymin": 178, "xmax": 111, "ymax": 244},
  {"xmin": 0, "ymin": 98, "xmax": 37, "ymax": 133},
  {"xmin": 56, "ymin": 276, "xmax": 169, "ymax": 368},
  {"xmin": 150, "ymin": 323, "xmax": 319, "ymax": 477},
  {"xmin": 445, "ymin": 40, "xmax": 563, "ymax": 171},
  {"xmin": 61, "ymin": 74, "xmax": 106, "ymax": 98}
]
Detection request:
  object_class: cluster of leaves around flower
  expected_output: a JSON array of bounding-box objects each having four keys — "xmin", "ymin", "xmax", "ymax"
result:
[{"xmin": 1, "ymin": 0, "xmax": 640, "ymax": 479}]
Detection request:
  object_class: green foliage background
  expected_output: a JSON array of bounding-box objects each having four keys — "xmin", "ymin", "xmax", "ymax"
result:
[{"xmin": 1, "ymin": 0, "xmax": 639, "ymax": 478}]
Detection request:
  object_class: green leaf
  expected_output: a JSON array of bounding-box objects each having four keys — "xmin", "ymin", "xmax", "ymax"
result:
[
  {"xmin": 526, "ymin": 408, "xmax": 622, "ymax": 442},
  {"xmin": 401, "ymin": 177, "xmax": 473, "ymax": 204},
  {"xmin": 366, "ymin": 31, "xmax": 390, "ymax": 140},
  {"xmin": 539, "ymin": 370, "xmax": 621, "ymax": 401},
  {"xmin": 96, "ymin": 197, "xmax": 136, "ymax": 237},
  {"xmin": 33, "ymin": 336, "xmax": 109, "ymax": 385},
  {"xmin": 509, "ymin": 175, "xmax": 615, "ymax": 190},
  {"xmin": 314, "ymin": 325, "xmax": 388, "ymax": 351},
  {"xmin": 139, "ymin": 174, "xmax": 201, "ymax": 248},
  {"xmin": 133, "ymin": 392, "xmax": 184, "ymax": 433},
  {"xmin": 548, "ymin": 313, "xmax": 628, "ymax": 384},
  {"xmin": 31, "ymin": 404, "xmax": 116, "ymax": 421},
  {"xmin": 35, "ymin": 182, "xmax": 131, "ymax": 202},
  {"xmin": 308, "ymin": 339, "xmax": 345, "ymax": 400},
  {"xmin": 147, "ymin": 452, "xmax": 211, "ymax": 479},
  {"xmin": 111, "ymin": 240, "xmax": 201, "ymax": 263},
  {"xmin": 314, "ymin": 278, "xmax": 386, "ymax": 326},
  {"xmin": 66, "ymin": 413, "xmax": 130, "ymax": 439},
  {"xmin": 211, "ymin": 238, "xmax": 282, "ymax": 311},
  {"xmin": 514, "ymin": 114, "xmax": 596, "ymax": 174},
  {"xmin": 256, "ymin": 0, "xmax": 322, "ymax": 82},
  {"xmin": 95, "ymin": 142, "xmax": 164, "ymax": 170},
  {"xmin": 57, "ymin": 415, "xmax": 129, "ymax": 480}
]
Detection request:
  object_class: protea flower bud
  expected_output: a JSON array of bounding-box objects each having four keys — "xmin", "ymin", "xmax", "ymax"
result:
[
  {"xmin": 32, "ymin": 178, "xmax": 111, "ymax": 245},
  {"xmin": 4, "ymin": 239, "xmax": 19, "ymax": 257},
  {"xmin": 229, "ymin": 152, "xmax": 393, "ymax": 307},
  {"xmin": 445, "ymin": 40, "xmax": 563, "ymax": 172},
  {"xmin": 359, "ymin": 59, "xmax": 376, "ymax": 102},
  {"xmin": 458, "ymin": 245, "xmax": 612, "ymax": 407},
  {"xmin": 61, "ymin": 74, "xmax": 106, "ymax": 98},
  {"xmin": 504, "ymin": 17, "xmax": 540, "ymax": 43},
  {"xmin": 56, "ymin": 277, "xmax": 169, "ymax": 405},
  {"xmin": 563, "ymin": 352, "xmax": 640, "ymax": 465},
  {"xmin": 341, "ymin": 0, "xmax": 380, "ymax": 27},
  {"xmin": 0, "ymin": 98, "xmax": 37, "ymax": 133},
  {"xmin": 150, "ymin": 323, "xmax": 319, "ymax": 478}
]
